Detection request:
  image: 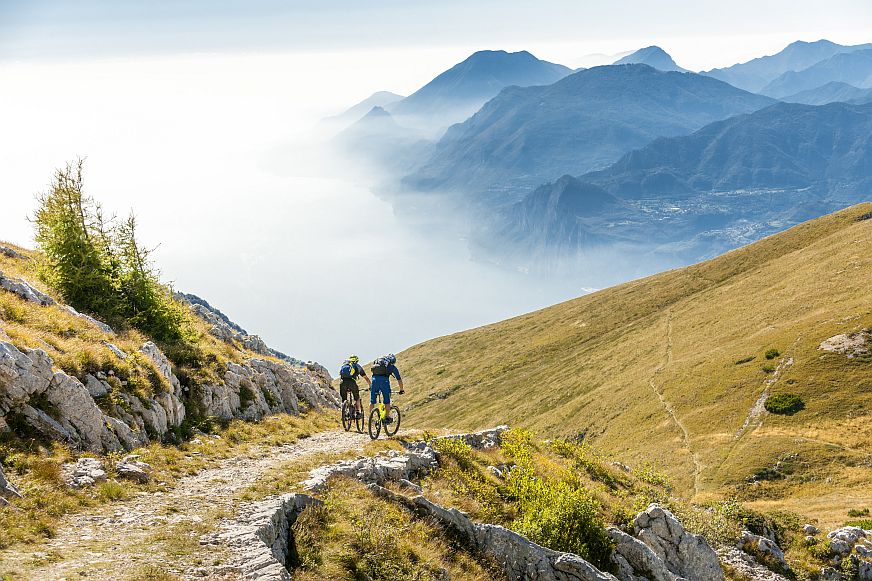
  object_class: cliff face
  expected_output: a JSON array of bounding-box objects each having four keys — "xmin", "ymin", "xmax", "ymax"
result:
[{"xmin": 0, "ymin": 243, "xmax": 338, "ymax": 453}]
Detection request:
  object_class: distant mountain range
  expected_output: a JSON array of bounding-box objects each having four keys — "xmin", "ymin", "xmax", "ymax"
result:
[
  {"xmin": 782, "ymin": 81, "xmax": 872, "ymax": 105},
  {"xmin": 388, "ymin": 50, "xmax": 571, "ymax": 133},
  {"xmin": 614, "ymin": 46, "xmax": 687, "ymax": 72},
  {"xmin": 322, "ymin": 91, "xmax": 404, "ymax": 129},
  {"xmin": 473, "ymin": 101, "xmax": 872, "ymax": 274},
  {"xmin": 761, "ymin": 48, "xmax": 872, "ymax": 98},
  {"xmin": 404, "ymin": 64, "xmax": 773, "ymax": 200},
  {"xmin": 703, "ymin": 39, "xmax": 872, "ymax": 93}
]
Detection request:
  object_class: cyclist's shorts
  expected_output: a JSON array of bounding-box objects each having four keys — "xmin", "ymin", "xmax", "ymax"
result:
[
  {"xmin": 370, "ymin": 376, "xmax": 391, "ymax": 405},
  {"xmin": 339, "ymin": 378, "xmax": 360, "ymax": 402}
]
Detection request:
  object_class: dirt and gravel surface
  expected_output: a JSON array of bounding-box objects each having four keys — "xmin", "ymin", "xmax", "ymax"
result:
[{"xmin": 0, "ymin": 429, "xmax": 370, "ymax": 580}]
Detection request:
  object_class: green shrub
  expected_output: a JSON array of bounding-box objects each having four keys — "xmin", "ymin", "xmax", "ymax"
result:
[
  {"xmin": 764, "ymin": 393, "xmax": 804, "ymax": 415},
  {"xmin": 761, "ymin": 364, "xmax": 776, "ymax": 374},
  {"xmin": 507, "ymin": 467, "xmax": 613, "ymax": 569},
  {"xmin": 238, "ymin": 385, "xmax": 256, "ymax": 409},
  {"xmin": 765, "ymin": 348, "xmax": 781, "ymax": 360},
  {"xmin": 847, "ymin": 508, "xmax": 869, "ymax": 517},
  {"xmin": 846, "ymin": 519, "xmax": 872, "ymax": 529},
  {"xmin": 735, "ymin": 356, "xmax": 755, "ymax": 365}
]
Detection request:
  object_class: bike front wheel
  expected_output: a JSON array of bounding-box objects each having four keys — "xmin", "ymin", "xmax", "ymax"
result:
[
  {"xmin": 385, "ymin": 407, "xmax": 401, "ymax": 437},
  {"xmin": 368, "ymin": 408, "xmax": 382, "ymax": 440}
]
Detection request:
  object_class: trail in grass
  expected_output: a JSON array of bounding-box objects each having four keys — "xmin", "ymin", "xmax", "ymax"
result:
[
  {"xmin": 647, "ymin": 311, "xmax": 703, "ymax": 497},
  {"xmin": 1, "ymin": 429, "xmax": 369, "ymax": 580},
  {"xmin": 734, "ymin": 352, "xmax": 796, "ymax": 439}
]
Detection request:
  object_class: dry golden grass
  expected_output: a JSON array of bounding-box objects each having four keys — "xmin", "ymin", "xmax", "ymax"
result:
[{"xmin": 398, "ymin": 203, "xmax": 872, "ymax": 524}]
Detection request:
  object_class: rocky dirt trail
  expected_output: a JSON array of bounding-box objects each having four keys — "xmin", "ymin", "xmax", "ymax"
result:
[
  {"xmin": 1, "ymin": 429, "xmax": 369, "ymax": 580},
  {"xmin": 647, "ymin": 311, "xmax": 703, "ymax": 497}
]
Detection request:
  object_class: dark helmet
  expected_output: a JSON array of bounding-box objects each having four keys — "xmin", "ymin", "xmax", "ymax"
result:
[{"xmin": 386, "ymin": 353, "xmax": 397, "ymax": 364}]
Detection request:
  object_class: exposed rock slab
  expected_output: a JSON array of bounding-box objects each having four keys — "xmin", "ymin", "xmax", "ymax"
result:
[
  {"xmin": 63, "ymin": 457, "xmax": 108, "ymax": 487},
  {"xmin": 219, "ymin": 493, "xmax": 322, "ymax": 580},
  {"xmin": 370, "ymin": 484, "xmax": 618, "ymax": 581},
  {"xmin": 0, "ymin": 271, "xmax": 54, "ymax": 305},
  {"xmin": 819, "ymin": 330, "xmax": 871, "ymax": 358}
]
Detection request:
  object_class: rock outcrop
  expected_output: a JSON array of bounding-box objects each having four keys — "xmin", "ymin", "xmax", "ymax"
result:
[
  {"xmin": 739, "ymin": 530, "xmax": 791, "ymax": 575},
  {"xmin": 612, "ymin": 504, "xmax": 724, "ymax": 581},
  {"xmin": 370, "ymin": 484, "xmax": 618, "ymax": 581},
  {"xmin": 0, "ymin": 270, "xmax": 54, "ymax": 306},
  {"xmin": 1, "ymin": 338, "xmax": 337, "ymax": 453},
  {"xmin": 302, "ymin": 447, "xmax": 438, "ymax": 492},
  {"xmin": 824, "ymin": 526, "xmax": 872, "ymax": 579},
  {"xmin": 116, "ymin": 454, "xmax": 152, "ymax": 483}
]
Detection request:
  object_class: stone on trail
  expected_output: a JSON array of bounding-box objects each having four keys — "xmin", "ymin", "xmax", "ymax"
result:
[
  {"xmin": 64, "ymin": 457, "xmax": 108, "ymax": 488},
  {"xmin": 116, "ymin": 455, "xmax": 152, "ymax": 483}
]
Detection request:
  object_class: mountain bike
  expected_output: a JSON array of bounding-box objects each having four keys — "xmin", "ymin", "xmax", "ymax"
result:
[
  {"xmin": 340, "ymin": 389, "xmax": 364, "ymax": 433},
  {"xmin": 368, "ymin": 390, "xmax": 402, "ymax": 440}
]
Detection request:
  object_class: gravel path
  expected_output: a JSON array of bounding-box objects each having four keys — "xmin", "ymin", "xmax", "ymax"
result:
[{"xmin": 1, "ymin": 429, "xmax": 369, "ymax": 580}]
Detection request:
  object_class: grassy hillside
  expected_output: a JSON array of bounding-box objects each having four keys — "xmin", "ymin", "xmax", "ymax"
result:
[{"xmin": 399, "ymin": 203, "xmax": 872, "ymax": 526}]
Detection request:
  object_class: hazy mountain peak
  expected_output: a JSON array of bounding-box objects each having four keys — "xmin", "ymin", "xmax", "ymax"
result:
[{"xmin": 614, "ymin": 46, "xmax": 687, "ymax": 72}]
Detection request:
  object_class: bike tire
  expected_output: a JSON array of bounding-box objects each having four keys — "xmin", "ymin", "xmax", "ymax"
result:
[
  {"xmin": 385, "ymin": 407, "xmax": 401, "ymax": 437},
  {"xmin": 341, "ymin": 401, "xmax": 352, "ymax": 432},
  {"xmin": 368, "ymin": 408, "xmax": 382, "ymax": 440},
  {"xmin": 355, "ymin": 408, "xmax": 365, "ymax": 433}
]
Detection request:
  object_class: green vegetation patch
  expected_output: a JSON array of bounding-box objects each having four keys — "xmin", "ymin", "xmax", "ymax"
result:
[
  {"xmin": 764, "ymin": 348, "xmax": 781, "ymax": 360},
  {"xmin": 764, "ymin": 393, "xmax": 805, "ymax": 415}
]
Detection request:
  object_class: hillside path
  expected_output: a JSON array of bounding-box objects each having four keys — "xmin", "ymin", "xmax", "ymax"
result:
[
  {"xmin": 647, "ymin": 311, "xmax": 703, "ymax": 497},
  {"xmin": 1, "ymin": 429, "xmax": 369, "ymax": 580}
]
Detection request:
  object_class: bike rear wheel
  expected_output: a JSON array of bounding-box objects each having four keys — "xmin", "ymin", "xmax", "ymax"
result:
[
  {"xmin": 341, "ymin": 400, "xmax": 352, "ymax": 432},
  {"xmin": 385, "ymin": 407, "xmax": 401, "ymax": 436},
  {"xmin": 368, "ymin": 408, "xmax": 382, "ymax": 440},
  {"xmin": 354, "ymin": 406, "xmax": 364, "ymax": 432}
]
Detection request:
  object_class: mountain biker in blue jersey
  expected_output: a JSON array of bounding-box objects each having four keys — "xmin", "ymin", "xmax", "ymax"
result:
[
  {"xmin": 369, "ymin": 353, "xmax": 404, "ymax": 424},
  {"xmin": 339, "ymin": 355, "xmax": 371, "ymax": 419}
]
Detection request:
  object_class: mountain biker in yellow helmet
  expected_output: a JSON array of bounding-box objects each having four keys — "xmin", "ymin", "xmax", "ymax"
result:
[{"xmin": 339, "ymin": 355, "xmax": 370, "ymax": 419}]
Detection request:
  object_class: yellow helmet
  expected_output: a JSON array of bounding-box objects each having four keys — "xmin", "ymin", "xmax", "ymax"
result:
[{"xmin": 348, "ymin": 355, "xmax": 359, "ymax": 364}]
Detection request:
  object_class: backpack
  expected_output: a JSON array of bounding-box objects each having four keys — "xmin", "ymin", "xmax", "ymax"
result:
[
  {"xmin": 339, "ymin": 362, "xmax": 357, "ymax": 380},
  {"xmin": 371, "ymin": 357, "xmax": 390, "ymax": 376}
]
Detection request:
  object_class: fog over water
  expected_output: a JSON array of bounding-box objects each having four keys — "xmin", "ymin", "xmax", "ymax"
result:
[{"xmin": 0, "ymin": 51, "xmax": 590, "ymax": 366}]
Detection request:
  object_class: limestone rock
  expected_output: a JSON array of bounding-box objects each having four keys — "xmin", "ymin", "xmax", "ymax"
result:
[
  {"xmin": 104, "ymin": 343, "xmax": 127, "ymax": 359},
  {"xmin": 303, "ymin": 445, "xmax": 438, "ymax": 491},
  {"xmin": 819, "ymin": 330, "xmax": 871, "ymax": 358},
  {"xmin": 62, "ymin": 305, "xmax": 114, "ymax": 333},
  {"xmin": 633, "ymin": 504, "xmax": 724, "ymax": 581},
  {"xmin": 0, "ymin": 342, "xmax": 55, "ymax": 413},
  {"xmin": 739, "ymin": 530, "xmax": 791, "ymax": 574},
  {"xmin": 0, "ymin": 463, "xmax": 22, "ymax": 502},
  {"xmin": 370, "ymin": 484, "xmax": 618, "ymax": 581},
  {"xmin": 0, "ymin": 271, "xmax": 54, "ymax": 305},
  {"xmin": 804, "ymin": 524, "xmax": 820, "ymax": 536},
  {"xmin": 717, "ymin": 548, "xmax": 790, "ymax": 581},
  {"xmin": 45, "ymin": 371, "xmax": 125, "ymax": 452},
  {"xmin": 64, "ymin": 457, "xmax": 107, "ymax": 487},
  {"xmin": 220, "ymin": 493, "xmax": 321, "ymax": 580},
  {"xmin": 431, "ymin": 425, "xmax": 509, "ymax": 449},
  {"xmin": 85, "ymin": 374, "xmax": 110, "ymax": 398},
  {"xmin": 608, "ymin": 527, "xmax": 682, "ymax": 581},
  {"xmin": 0, "ymin": 246, "xmax": 25, "ymax": 259},
  {"xmin": 116, "ymin": 455, "xmax": 152, "ymax": 483}
]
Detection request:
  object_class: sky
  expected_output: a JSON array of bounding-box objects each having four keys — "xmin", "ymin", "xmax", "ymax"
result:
[{"xmin": 1, "ymin": 1, "xmax": 871, "ymax": 366}]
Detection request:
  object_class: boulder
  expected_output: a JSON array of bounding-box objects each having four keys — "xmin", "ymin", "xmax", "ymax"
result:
[
  {"xmin": 804, "ymin": 524, "xmax": 820, "ymax": 536},
  {"xmin": 739, "ymin": 530, "xmax": 791, "ymax": 574},
  {"xmin": 116, "ymin": 455, "xmax": 152, "ymax": 483},
  {"xmin": 633, "ymin": 504, "xmax": 724, "ymax": 581},
  {"xmin": 0, "ymin": 271, "xmax": 54, "ymax": 305},
  {"xmin": 608, "ymin": 527, "xmax": 682, "ymax": 581},
  {"xmin": 64, "ymin": 457, "xmax": 107, "ymax": 487}
]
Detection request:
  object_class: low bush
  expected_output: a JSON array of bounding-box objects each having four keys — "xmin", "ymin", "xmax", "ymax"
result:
[
  {"xmin": 761, "ymin": 364, "xmax": 776, "ymax": 374},
  {"xmin": 735, "ymin": 356, "xmax": 755, "ymax": 365},
  {"xmin": 765, "ymin": 348, "xmax": 781, "ymax": 360},
  {"xmin": 847, "ymin": 508, "xmax": 869, "ymax": 518},
  {"xmin": 764, "ymin": 393, "xmax": 805, "ymax": 415}
]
